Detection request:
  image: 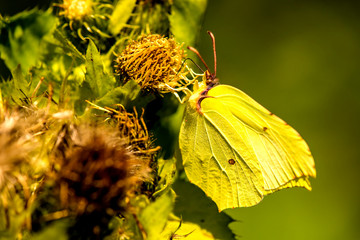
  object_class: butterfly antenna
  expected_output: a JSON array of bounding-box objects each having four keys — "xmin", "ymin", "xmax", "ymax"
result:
[
  {"xmin": 187, "ymin": 46, "xmax": 211, "ymax": 73},
  {"xmin": 177, "ymin": 58, "xmax": 205, "ymax": 75},
  {"xmin": 207, "ymin": 31, "xmax": 217, "ymax": 77}
]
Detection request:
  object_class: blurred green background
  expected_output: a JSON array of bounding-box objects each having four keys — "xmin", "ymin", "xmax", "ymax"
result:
[
  {"xmin": 1, "ymin": 0, "xmax": 359, "ymax": 239},
  {"xmin": 197, "ymin": 0, "xmax": 360, "ymax": 239}
]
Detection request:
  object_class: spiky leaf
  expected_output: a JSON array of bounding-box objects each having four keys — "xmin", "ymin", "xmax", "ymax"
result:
[{"xmin": 84, "ymin": 40, "xmax": 115, "ymax": 98}]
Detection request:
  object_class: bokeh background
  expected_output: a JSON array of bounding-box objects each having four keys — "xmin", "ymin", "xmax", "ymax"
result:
[
  {"xmin": 1, "ymin": 0, "xmax": 359, "ymax": 239},
  {"xmin": 197, "ymin": 0, "xmax": 360, "ymax": 239}
]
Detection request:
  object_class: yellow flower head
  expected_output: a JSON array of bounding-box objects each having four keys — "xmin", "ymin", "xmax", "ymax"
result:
[
  {"xmin": 59, "ymin": 0, "xmax": 93, "ymax": 21},
  {"xmin": 114, "ymin": 34, "xmax": 186, "ymax": 93}
]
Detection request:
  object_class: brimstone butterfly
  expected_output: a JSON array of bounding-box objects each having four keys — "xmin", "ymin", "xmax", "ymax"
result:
[{"xmin": 179, "ymin": 31, "xmax": 316, "ymax": 211}]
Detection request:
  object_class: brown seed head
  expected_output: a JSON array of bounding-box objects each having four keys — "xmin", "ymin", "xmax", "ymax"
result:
[{"xmin": 53, "ymin": 124, "xmax": 152, "ymax": 216}]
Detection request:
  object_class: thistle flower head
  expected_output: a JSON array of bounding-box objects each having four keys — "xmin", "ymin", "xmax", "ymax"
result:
[
  {"xmin": 59, "ymin": 0, "xmax": 93, "ymax": 21},
  {"xmin": 56, "ymin": 0, "xmax": 112, "ymax": 46},
  {"xmin": 114, "ymin": 34, "xmax": 186, "ymax": 93}
]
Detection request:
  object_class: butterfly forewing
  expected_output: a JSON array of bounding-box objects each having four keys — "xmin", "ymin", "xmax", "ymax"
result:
[{"xmin": 208, "ymin": 85, "xmax": 316, "ymax": 191}]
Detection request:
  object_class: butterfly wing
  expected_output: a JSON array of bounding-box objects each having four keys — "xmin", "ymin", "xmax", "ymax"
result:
[
  {"xmin": 207, "ymin": 85, "xmax": 316, "ymax": 193},
  {"xmin": 179, "ymin": 95, "xmax": 265, "ymax": 211}
]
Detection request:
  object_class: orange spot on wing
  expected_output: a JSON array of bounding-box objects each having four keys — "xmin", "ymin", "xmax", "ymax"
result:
[{"xmin": 228, "ymin": 159, "xmax": 235, "ymax": 165}]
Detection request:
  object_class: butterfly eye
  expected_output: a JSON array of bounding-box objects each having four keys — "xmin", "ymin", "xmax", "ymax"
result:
[{"xmin": 228, "ymin": 159, "xmax": 235, "ymax": 165}]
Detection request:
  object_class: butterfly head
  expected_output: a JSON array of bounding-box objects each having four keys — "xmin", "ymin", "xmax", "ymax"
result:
[{"xmin": 205, "ymin": 70, "xmax": 219, "ymax": 87}]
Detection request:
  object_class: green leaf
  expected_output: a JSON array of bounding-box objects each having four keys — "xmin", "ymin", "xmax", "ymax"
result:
[
  {"xmin": 95, "ymin": 80, "xmax": 154, "ymax": 110},
  {"xmin": 0, "ymin": 193, "xmax": 30, "ymax": 239},
  {"xmin": 0, "ymin": 9, "xmax": 56, "ymax": 72},
  {"xmin": 0, "ymin": 65, "xmax": 31, "ymax": 105},
  {"xmin": 169, "ymin": 0, "xmax": 208, "ymax": 46},
  {"xmin": 95, "ymin": 80, "xmax": 140, "ymax": 107},
  {"xmin": 161, "ymin": 219, "xmax": 216, "ymax": 240},
  {"xmin": 104, "ymin": 216, "xmax": 144, "ymax": 240},
  {"xmin": 109, "ymin": 0, "xmax": 137, "ymax": 35},
  {"xmin": 85, "ymin": 40, "xmax": 115, "ymax": 98},
  {"xmin": 12, "ymin": 64, "xmax": 28, "ymax": 95},
  {"xmin": 28, "ymin": 220, "xmax": 69, "ymax": 240},
  {"xmin": 153, "ymin": 157, "xmax": 177, "ymax": 198},
  {"xmin": 51, "ymin": 29, "xmax": 85, "ymax": 61},
  {"xmin": 172, "ymin": 180, "xmax": 234, "ymax": 240},
  {"xmin": 139, "ymin": 190, "xmax": 175, "ymax": 240},
  {"xmin": 75, "ymin": 80, "xmax": 95, "ymax": 115}
]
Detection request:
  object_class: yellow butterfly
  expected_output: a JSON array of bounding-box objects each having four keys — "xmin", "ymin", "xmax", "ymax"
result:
[{"xmin": 179, "ymin": 31, "xmax": 316, "ymax": 211}]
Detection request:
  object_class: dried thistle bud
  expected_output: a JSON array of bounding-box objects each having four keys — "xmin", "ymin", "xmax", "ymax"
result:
[
  {"xmin": 0, "ymin": 113, "xmax": 31, "ymax": 191},
  {"xmin": 0, "ymin": 105, "xmax": 48, "ymax": 230},
  {"xmin": 108, "ymin": 104, "xmax": 160, "ymax": 158},
  {"xmin": 0, "ymin": 102, "xmax": 48, "ymax": 192},
  {"xmin": 86, "ymin": 102, "xmax": 160, "ymax": 161},
  {"xmin": 114, "ymin": 34, "xmax": 186, "ymax": 93}
]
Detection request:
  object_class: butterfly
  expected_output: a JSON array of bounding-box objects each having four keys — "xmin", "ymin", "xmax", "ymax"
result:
[{"xmin": 179, "ymin": 31, "xmax": 316, "ymax": 211}]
